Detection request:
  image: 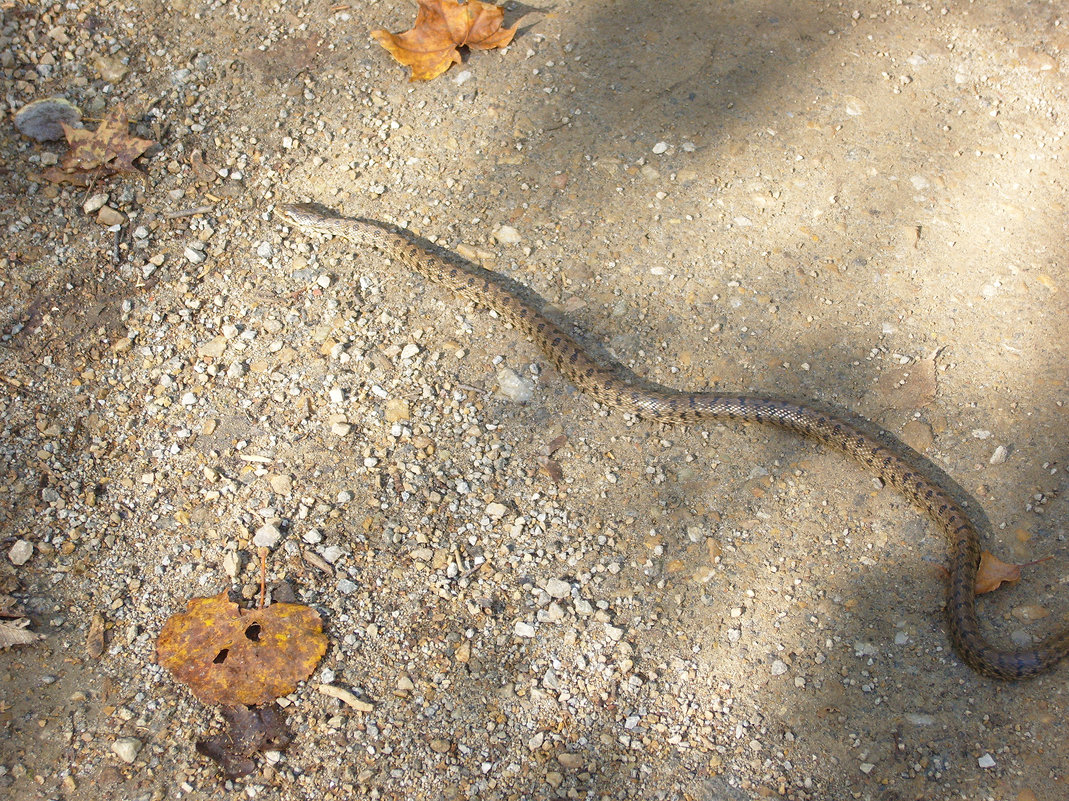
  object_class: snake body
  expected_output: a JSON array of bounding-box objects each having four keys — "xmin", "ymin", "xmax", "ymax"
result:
[{"xmin": 278, "ymin": 202, "xmax": 1067, "ymax": 679}]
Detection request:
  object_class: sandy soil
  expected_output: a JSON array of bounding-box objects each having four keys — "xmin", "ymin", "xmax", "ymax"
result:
[{"xmin": 1, "ymin": 1, "xmax": 1067, "ymax": 799}]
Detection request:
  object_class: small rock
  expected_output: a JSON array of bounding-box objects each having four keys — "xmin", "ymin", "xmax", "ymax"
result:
[
  {"xmin": 184, "ymin": 247, "xmax": 206, "ymax": 264},
  {"xmin": 9, "ymin": 539, "xmax": 33, "ymax": 566},
  {"xmin": 384, "ymin": 398, "xmax": 410, "ymax": 422},
  {"xmin": 268, "ymin": 474, "xmax": 292, "ymax": 496},
  {"xmin": 977, "ymin": 753, "xmax": 996, "ymax": 769},
  {"xmin": 497, "ymin": 367, "xmax": 534, "ymax": 401},
  {"xmin": 222, "ymin": 552, "xmax": 241, "ymax": 579},
  {"xmin": 400, "ymin": 343, "xmax": 420, "ymax": 360},
  {"xmin": 429, "ymin": 739, "xmax": 451, "ymax": 754},
  {"xmin": 322, "ymin": 545, "xmax": 345, "ymax": 564},
  {"xmin": 454, "ymin": 641, "xmax": 471, "ymax": 663},
  {"xmin": 770, "ymin": 659, "xmax": 788, "ymax": 676},
  {"xmin": 544, "ymin": 578, "xmax": 571, "ymax": 599},
  {"xmin": 111, "ymin": 737, "xmax": 142, "ymax": 764},
  {"xmin": 604, "ymin": 624, "xmax": 624, "ymax": 641},
  {"xmin": 989, "ymin": 445, "xmax": 1008, "ymax": 465},
  {"xmin": 253, "ymin": 523, "xmax": 282, "ymax": 548},
  {"xmin": 651, "ymin": 141, "xmax": 668, "ymax": 154},
  {"xmin": 1011, "ymin": 604, "xmax": 1049, "ymax": 622},
  {"xmin": 492, "ymin": 225, "xmax": 521, "ymax": 245},
  {"xmin": 94, "ymin": 53, "xmax": 129, "ymax": 82},
  {"xmin": 14, "ymin": 97, "xmax": 81, "ymax": 141},
  {"xmin": 514, "ymin": 621, "xmax": 536, "ymax": 638},
  {"xmin": 198, "ymin": 336, "xmax": 227, "ymax": 359},
  {"xmin": 97, "ymin": 206, "xmax": 125, "ymax": 226},
  {"xmin": 83, "ymin": 193, "xmax": 109, "ymax": 214},
  {"xmin": 485, "ymin": 502, "xmax": 508, "ymax": 519},
  {"xmin": 558, "ymin": 752, "xmax": 584, "ymax": 769}
]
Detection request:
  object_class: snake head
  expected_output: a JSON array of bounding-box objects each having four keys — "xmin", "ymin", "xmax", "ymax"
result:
[{"xmin": 275, "ymin": 202, "xmax": 342, "ymax": 230}]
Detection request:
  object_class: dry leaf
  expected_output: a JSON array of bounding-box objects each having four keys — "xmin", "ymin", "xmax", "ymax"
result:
[
  {"xmin": 974, "ymin": 551, "xmax": 1021, "ymax": 595},
  {"xmin": 157, "ymin": 591, "xmax": 327, "ymax": 706},
  {"xmin": 86, "ymin": 611, "xmax": 105, "ymax": 659},
  {"xmin": 195, "ymin": 703, "xmax": 292, "ymax": 778},
  {"xmin": 539, "ymin": 456, "xmax": 563, "ymax": 482},
  {"xmin": 0, "ymin": 618, "xmax": 43, "ymax": 649},
  {"xmin": 42, "ymin": 105, "xmax": 155, "ymax": 185},
  {"xmin": 543, "ymin": 434, "xmax": 568, "ymax": 457},
  {"xmin": 371, "ymin": 0, "xmax": 518, "ymax": 81}
]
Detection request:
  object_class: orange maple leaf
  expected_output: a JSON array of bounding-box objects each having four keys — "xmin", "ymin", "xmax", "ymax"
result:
[{"xmin": 371, "ymin": 0, "xmax": 518, "ymax": 81}]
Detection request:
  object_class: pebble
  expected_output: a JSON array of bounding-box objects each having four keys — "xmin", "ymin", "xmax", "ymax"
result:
[
  {"xmin": 198, "ymin": 336, "xmax": 227, "ymax": 358},
  {"xmin": 400, "ymin": 343, "xmax": 420, "ymax": 360},
  {"xmin": 8, "ymin": 539, "xmax": 33, "ymax": 566},
  {"xmin": 485, "ymin": 502, "xmax": 508, "ymax": 519},
  {"xmin": 13, "ymin": 97, "xmax": 81, "ymax": 141},
  {"xmin": 543, "ymin": 578, "xmax": 571, "ymax": 599},
  {"xmin": 770, "ymin": 659, "xmax": 788, "ymax": 676},
  {"xmin": 514, "ymin": 621, "xmax": 536, "ymax": 638},
  {"xmin": 253, "ymin": 523, "xmax": 282, "ymax": 548},
  {"xmin": 989, "ymin": 445, "xmax": 1008, "ymax": 465},
  {"xmin": 977, "ymin": 754, "xmax": 996, "ymax": 768},
  {"xmin": 322, "ymin": 545, "xmax": 345, "ymax": 564},
  {"xmin": 97, "ymin": 206, "xmax": 125, "ymax": 226},
  {"xmin": 111, "ymin": 737, "xmax": 142, "ymax": 764},
  {"xmin": 492, "ymin": 225, "xmax": 521, "ymax": 245},
  {"xmin": 183, "ymin": 246, "xmax": 206, "ymax": 265},
  {"xmin": 651, "ymin": 141, "xmax": 669, "ymax": 154},
  {"xmin": 83, "ymin": 193, "xmax": 109, "ymax": 214},
  {"xmin": 497, "ymin": 367, "xmax": 534, "ymax": 401},
  {"xmin": 557, "ymin": 752, "xmax": 584, "ymax": 769}
]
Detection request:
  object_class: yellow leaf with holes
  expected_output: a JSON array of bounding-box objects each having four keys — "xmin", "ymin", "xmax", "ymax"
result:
[{"xmin": 156, "ymin": 591, "xmax": 327, "ymax": 706}]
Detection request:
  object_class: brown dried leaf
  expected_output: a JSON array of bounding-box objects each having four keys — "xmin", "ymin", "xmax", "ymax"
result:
[
  {"xmin": 0, "ymin": 618, "xmax": 43, "ymax": 649},
  {"xmin": 543, "ymin": 434, "xmax": 568, "ymax": 457},
  {"xmin": 539, "ymin": 456, "xmax": 563, "ymax": 483},
  {"xmin": 974, "ymin": 550, "xmax": 1021, "ymax": 595},
  {"xmin": 195, "ymin": 703, "xmax": 292, "ymax": 778},
  {"xmin": 86, "ymin": 611, "xmax": 105, "ymax": 659},
  {"xmin": 371, "ymin": 0, "xmax": 518, "ymax": 81},
  {"xmin": 43, "ymin": 105, "xmax": 155, "ymax": 184},
  {"xmin": 156, "ymin": 591, "xmax": 327, "ymax": 706}
]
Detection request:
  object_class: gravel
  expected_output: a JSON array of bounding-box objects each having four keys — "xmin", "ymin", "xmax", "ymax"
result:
[{"xmin": 0, "ymin": 1, "xmax": 1065, "ymax": 800}]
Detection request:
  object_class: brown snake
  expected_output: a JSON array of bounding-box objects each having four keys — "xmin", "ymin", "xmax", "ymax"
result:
[{"xmin": 278, "ymin": 202, "xmax": 1067, "ymax": 680}]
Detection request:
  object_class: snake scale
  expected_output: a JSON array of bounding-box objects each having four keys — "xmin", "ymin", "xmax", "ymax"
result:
[{"xmin": 278, "ymin": 202, "xmax": 1067, "ymax": 680}]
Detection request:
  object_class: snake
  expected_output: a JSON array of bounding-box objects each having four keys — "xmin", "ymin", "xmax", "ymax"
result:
[{"xmin": 277, "ymin": 201, "xmax": 1067, "ymax": 680}]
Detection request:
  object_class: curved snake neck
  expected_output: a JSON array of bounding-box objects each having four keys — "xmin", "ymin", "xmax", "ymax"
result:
[{"xmin": 278, "ymin": 201, "xmax": 1067, "ymax": 680}]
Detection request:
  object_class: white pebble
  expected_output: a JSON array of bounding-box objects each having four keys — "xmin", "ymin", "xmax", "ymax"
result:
[
  {"xmin": 514, "ymin": 621, "xmax": 536, "ymax": 638},
  {"xmin": 83, "ymin": 193, "xmax": 109, "ymax": 213},
  {"xmin": 497, "ymin": 367, "xmax": 534, "ymax": 402},
  {"xmin": 989, "ymin": 445, "xmax": 1008, "ymax": 465},
  {"xmin": 651, "ymin": 141, "xmax": 668, "ymax": 154},
  {"xmin": 493, "ymin": 225, "xmax": 521, "ymax": 245},
  {"xmin": 111, "ymin": 737, "xmax": 142, "ymax": 764},
  {"xmin": 544, "ymin": 578, "xmax": 571, "ymax": 599},
  {"xmin": 183, "ymin": 247, "xmax": 206, "ymax": 264},
  {"xmin": 977, "ymin": 753, "xmax": 996, "ymax": 768},
  {"xmin": 400, "ymin": 343, "xmax": 420, "ymax": 360},
  {"xmin": 8, "ymin": 539, "xmax": 33, "ymax": 566},
  {"xmin": 253, "ymin": 523, "xmax": 282, "ymax": 548}
]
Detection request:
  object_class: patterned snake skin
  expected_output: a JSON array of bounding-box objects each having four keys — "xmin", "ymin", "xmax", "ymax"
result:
[{"xmin": 278, "ymin": 202, "xmax": 1067, "ymax": 680}]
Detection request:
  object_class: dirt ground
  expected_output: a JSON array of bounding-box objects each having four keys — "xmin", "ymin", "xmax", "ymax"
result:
[{"xmin": 1, "ymin": 1, "xmax": 1067, "ymax": 799}]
